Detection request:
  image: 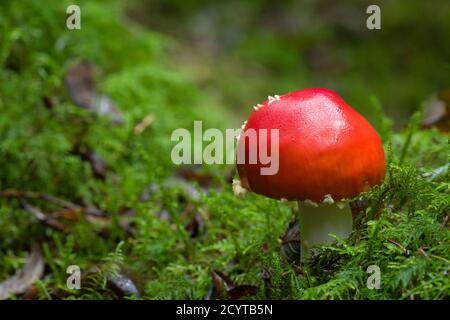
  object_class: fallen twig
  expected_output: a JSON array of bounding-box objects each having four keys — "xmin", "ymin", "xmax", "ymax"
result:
[
  {"xmin": 387, "ymin": 238, "xmax": 411, "ymax": 256},
  {"xmin": 21, "ymin": 201, "xmax": 65, "ymax": 231},
  {"xmin": 134, "ymin": 113, "xmax": 155, "ymax": 135},
  {"xmin": 0, "ymin": 189, "xmax": 107, "ymax": 217}
]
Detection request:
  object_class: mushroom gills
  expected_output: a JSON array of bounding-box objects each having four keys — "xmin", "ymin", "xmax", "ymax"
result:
[{"xmin": 297, "ymin": 201, "xmax": 353, "ymax": 261}]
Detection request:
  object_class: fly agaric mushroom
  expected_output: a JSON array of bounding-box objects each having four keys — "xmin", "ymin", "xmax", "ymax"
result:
[{"xmin": 235, "ymin": 88, "xmax": 386, "ymax": 260}]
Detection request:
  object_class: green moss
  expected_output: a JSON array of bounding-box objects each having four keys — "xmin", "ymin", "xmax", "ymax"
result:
[{"xmin": 0, "ymin": 0, "xmax": 448, "ymax": 300}]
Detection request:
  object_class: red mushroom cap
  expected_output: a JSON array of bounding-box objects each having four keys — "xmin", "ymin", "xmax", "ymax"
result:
[{"xmin": 237, "ymin": 88, "xmax": 386, "ymax": 202}]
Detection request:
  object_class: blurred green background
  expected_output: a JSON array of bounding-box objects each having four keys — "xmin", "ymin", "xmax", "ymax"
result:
[{"xmin": 128, "ymin": 0, "xmax": 450, "ymax": 128}]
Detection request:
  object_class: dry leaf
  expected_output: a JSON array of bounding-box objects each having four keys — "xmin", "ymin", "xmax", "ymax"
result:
[
  {"xmin": 205, "ymin": 270, "xmax": 230, "ymax": 300},
  {"xmin": 228, "ymin": 285, "xmax": 258, "ymax": 300},
  {"xmin": 205, "ymin": 270, "xmax": 257, "ymax": 300},
  {"xmin": 281, "ymin": 218, "xmax": 300, "ymax": 264},
  {"xmin": 0, "ymin": 245, "xmax": 45, "ymax": 300},
  {"xmin": 65, "ymin": 60, "xmax": 124, "ymax": 124},
  {"xmin": 65, "ymin": 60, "xmax": 96, "ymax": 108},
  {"xmin": 422, "ymin": 91, "xmax": 449, "ymax": 132}
]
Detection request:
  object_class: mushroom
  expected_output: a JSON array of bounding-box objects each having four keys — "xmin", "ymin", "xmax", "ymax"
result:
[{"xmin": 235, "ymin": 88, "xmax": 386, "ymax": 261}]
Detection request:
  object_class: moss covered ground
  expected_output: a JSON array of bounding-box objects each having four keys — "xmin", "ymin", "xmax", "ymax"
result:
[{"xmin": 0, "ymin": 0, "xmax": 448, "ymax": 300}]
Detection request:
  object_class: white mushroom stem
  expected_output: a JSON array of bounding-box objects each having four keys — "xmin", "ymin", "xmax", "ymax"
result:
[{"xmin": 297, "ymin": 201, "xmax": 353, "ymax": 261}]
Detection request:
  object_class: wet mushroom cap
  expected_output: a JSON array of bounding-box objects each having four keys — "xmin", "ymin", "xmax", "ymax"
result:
[{"xmin": 237, "ymin": 88, "xmax": 386, "ymax": 202}]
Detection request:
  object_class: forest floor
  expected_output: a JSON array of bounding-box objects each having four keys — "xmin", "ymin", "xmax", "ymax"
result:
[{"xmin": 0, "ymin": 0, "xmax": 448, "ymax": 299}]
